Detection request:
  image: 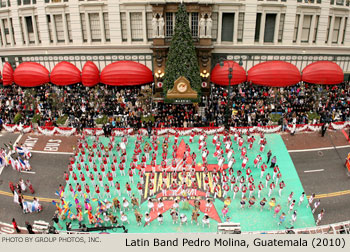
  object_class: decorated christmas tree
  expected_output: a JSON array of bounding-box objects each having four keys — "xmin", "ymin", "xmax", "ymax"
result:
[{"xmin": 163, "ymin": 4, "xmax": 201, "ymax": 100}]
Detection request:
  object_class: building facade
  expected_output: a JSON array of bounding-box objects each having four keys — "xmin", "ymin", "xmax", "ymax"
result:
[{"xmin": 1, "ymin": 0, "xmax": 350, "ymax": 81}]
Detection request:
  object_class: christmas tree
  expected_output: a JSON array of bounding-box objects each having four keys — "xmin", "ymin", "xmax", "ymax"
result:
[{"xmin": 163, "ymin": 4, "xmax": 201, "ymax": 100}]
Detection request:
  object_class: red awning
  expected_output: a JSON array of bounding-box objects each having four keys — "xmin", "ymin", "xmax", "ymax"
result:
[
  {"xmin": 210, "ymin": 61, "xmax": 246, "ymax": 85},
  {"xmin": 50, "ymin": 61, "xmax": 81, "ymax": 86},
  {"xmin": 302, "ymin": 61, "xmax": 344, "ymax": 85},
  {"xmin": 247, "ymin": 61, "xmax": 301, "ymax": 87},
  {"xmin": 14, "ymin": 62, "xmax": 49, "ymax": 87},
  {"xmin": 82, "ymin": 61, "xmax": 99, "ymax": 87},
  {"xmin": 2, "ymin": 62, "xmax": 14, "ymax": 86},
  {"xmin": 100, "ymin": 61, "xmax": 153, "ymax": 86}
]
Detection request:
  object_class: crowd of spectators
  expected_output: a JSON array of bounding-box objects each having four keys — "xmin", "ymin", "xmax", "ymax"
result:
[{"xmin": 1, "ymin": 81, "xmax": 350, "ymax": 130}]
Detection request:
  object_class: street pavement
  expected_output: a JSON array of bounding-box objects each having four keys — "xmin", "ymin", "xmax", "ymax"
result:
[{"xmin": 290, "ymin": 146, "xmax": 350, "ymax": 225}]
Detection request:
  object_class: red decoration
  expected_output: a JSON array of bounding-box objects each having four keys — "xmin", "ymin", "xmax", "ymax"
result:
[
  {"xmin": 14, "ymin": 62, "xmax": 49, "ymax": 87},
  {"xmin": 100, "ymin": 61, "xmax": 153, "ymax": 86},
  {"xmin": 157, "ymin": 82, "xmax": 163, "ymax": 88},
  {"xmin": 247, "ymin": 61, "xmax": 301, "ymax": 87},
  {"xmin": 50, "ymin": 61, "xmax": 81, "ymax": 86},
  {"xmin": 2, "ymin": 62, "xmax": 14, "ymax": 86},
  {"xmin": 82, "ymin": 61, "xmax": 99, "ymax": 87},
  {"xmin": 210, "ymin": 61, "xmax": 246, "ymax": 85},
  {"xmin": 302, "ymin": 61, "xmax": 344, "ymax": 85},
  {"xmin": 201, "ymin": 82, "xmax": 208, "ymax": 88}
]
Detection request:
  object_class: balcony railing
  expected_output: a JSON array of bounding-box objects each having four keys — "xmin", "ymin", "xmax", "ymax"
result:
[
  {"xmin": 330, "ymin": 0, "xmax": 350, "ymax": 5},
  {"xmin": 17, "ymin": 0, "xmax": 36, "ymax": 5},
  {"xmin": 45, "ymin": 0, "xmax": 69, "ymax": 3},
  {"xmin": 297, "ymin": 0, "xmax": 322, "ymax": 3}
]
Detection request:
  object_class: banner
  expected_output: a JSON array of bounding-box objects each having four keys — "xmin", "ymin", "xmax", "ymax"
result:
[{"xmin": 3, "ymin": 121, "xmax": 350, "ymax": 136}]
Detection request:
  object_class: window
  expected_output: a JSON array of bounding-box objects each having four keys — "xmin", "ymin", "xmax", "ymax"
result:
[
  {"xmin": 89, "ymin": 13, "xmax": 101, "ymax": 42},
  {"xmin": 103, "ymin": 13, "xmax": 110, "ymax": 42},
  {"xmin": 47, "ymin": 15, "xmax": 53, "ymax": 42},
  {"xmin": 237, "ymin": 12, "xmax": 244, "ymax": 42},
  {"xmin": 221, "ymin": 13, "xmax": 234, "ymax": 42},
  {"xmin": 130, "ymin": 12, "xmax": 143, "ymax": 41},
  {"xmin": 255, "ymin": 13, "xmax": 262, "ymax": 42},
  {"xmin": 66, "ymin": 14, "xmax": 73, "ymax": 42},
  {"xmin": 278, "ymin": 13, "xmax": 285, "ymax": 42},
  {"xmin": 54, "ymin": 14, "xmax": 64, "ymax": 43},
  {"xmin": 333, "ymin": 17, "xmax": 341, "ymax": 43},
  {"xmin": 301, "ymin": 15, "xmax": 312, "ymax": 43},
  {"xmin": 325, "ymin": 16, "xmax": 332, "ymax": 43},
  {"xmin": 293, "ymin": 14, "xmax": 300, "ymax": 42},
  {"xmin": 10, "ymin": 18, "xmax": 15, "ymax": 44},
  {"xmin": 264, "ymin": 14, "xmax": 276, "ymax": 43},
  {"xmin": 342, "ymin": 17, "xmax": 347, "ymax": 44},
  {"xmin": 3, "ymin": 19, "xmax": 10, "ymax": 45},
  {"xmin": 120, "ymin": 12, "xmax": 127, "ymax": 41},
  {"xmin": 166, "ymin": 12, "xmax": 174, "ymax": 37},
  {"xmin": 25, "ymin": 16, "xmax": 35, "ymax": 44},
  {"xmin": 146, "ymin": 12, "xmax": 153, "ymax": 41},
  {"xmin": 313, "ymin": 15, "xmax": 319, "ymax": 43},
  {"xmin": 211, "ymin": 12, "xmax": 218, "ymax": 41},
  {"xmin": 25, "ymin": 16, "xmax": 33, "ymax": 33},
  {"xmin": 190, "ymin": 12, "xmax": 199, "ymax": 37},
  {"xmin": 80, "ymin": 13, "xmax": 87, "ymax": 42},
  {"xmin": 336, "ymin": 0, "xmax": 344, "ymax": 5}
]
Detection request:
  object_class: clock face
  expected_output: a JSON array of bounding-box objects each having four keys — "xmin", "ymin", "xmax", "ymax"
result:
[{"xmin": 177, "ymin": 82, "xmax": 188, "ymax": 93}]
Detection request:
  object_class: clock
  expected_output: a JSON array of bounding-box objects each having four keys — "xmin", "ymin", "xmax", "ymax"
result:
[{"xmin": 177, "ymin": 82, "xmax": 188, "ymax": 93}]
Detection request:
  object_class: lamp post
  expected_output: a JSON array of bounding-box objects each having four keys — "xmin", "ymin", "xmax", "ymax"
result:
[{"xmin": 218, "ymin": 58, "xmax": 243, "ymax": 130}]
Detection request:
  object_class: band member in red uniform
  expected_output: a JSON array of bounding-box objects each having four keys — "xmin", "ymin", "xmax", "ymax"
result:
[
  {"xmin": 246, "ymin": 167, "xmax": 252, "ymax": 180},
  {"xmin": 233, "ymin": 184, "xmax": 239, "ymax": 199},
  {"xmin": 279, "ymin": 181, "xmax": 286, "ymax": 197},
  {"xmin": 189, "ymin": 130, "xmax": 195, "ymax": 143},
  {"xmin": 125, "ymin": 182, "xmax": 132, "ymax": 197},
  {"xmin": 128, "ymin": 169, "xmax": 134, "ymax": 184},
  {"xmin": 137, "ymin": 181, "xmax": 143, "ymax": 196},
  {"xmin": 85, "ymin": 184, "xmax": 91, "ymax": 198},
  {"xmin": 241, "ymin": 184, "xmax": 247, "ymax": 199},
  {"xmin": 265, "ymin": 173, "xmax": 271, "ymax": 188},
  {"xmin": 258, "ymin": 181, "xmax": 264, "ymax": 199},
  {"xmin": 161, "ymin": 182, "xmax": 167, "ymax": 196},
  {"xmin": 260, "ymin": 162, "xmax": 267, "ymax": 178},
  {"xmin": 268, "ymin": 181, "xmax": 276, "ymax": 197},
  {"xmin": 107, "ymin": 171, "xmax": 114, "ymax": 187},
  {"xmin": 171, "ymin": 181, "xmax": 178, "ymax": 196},
  {"xmin": 249, "ymin": 183, "xmax": 255, "ymax": 198},
  {"xmin": 222, "ymin": 183, "xmax": 230, "ymax": 198},
  {"xmin": 95, "ymin": 185, "xmax": 100, "ymax": 198},
  {"xmin": 119, "ymin": 162, "xmax": 125, "ymax": 176},
  {"xmin": 115, "ymin": 181, "xmax": 121, "ymax": 196},
  {"xmin": 104, "ymin": 184, "xmax": 111, "ymax": 198}
]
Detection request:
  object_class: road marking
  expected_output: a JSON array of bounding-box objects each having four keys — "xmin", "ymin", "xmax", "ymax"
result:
[
  {"xmin": 30, "ymin": 150, "xmax": 73, "ymax": 155},
  {"xmin": 288, "ymin": 145, "xmax": 350, "ymax": 153},
  {"xmin": 0, "ymin": 190, "xmax": 58, "ymax": 202},
  {"xmin": 14, "ymin": 133, "xmax": 23, "ymax": 145},
  {"xmin": 341, "ymin": 129, "xmax": 350, "ymax": 144},
  {"xmin": 304, "ymin": 169, "xmax": 325, "ymax": 173},
  {"xmin": 308, "ymin": 190, "xmax": 350, "ymax": 199},
  {"xmin": 21, "ymin": 171, "xmax": 36, "ymax": 174}
]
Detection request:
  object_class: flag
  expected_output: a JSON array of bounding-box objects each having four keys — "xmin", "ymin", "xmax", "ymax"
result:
[{"xmin": 18, "ymin": 158, "xmax": 26, "ymax": 170}]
